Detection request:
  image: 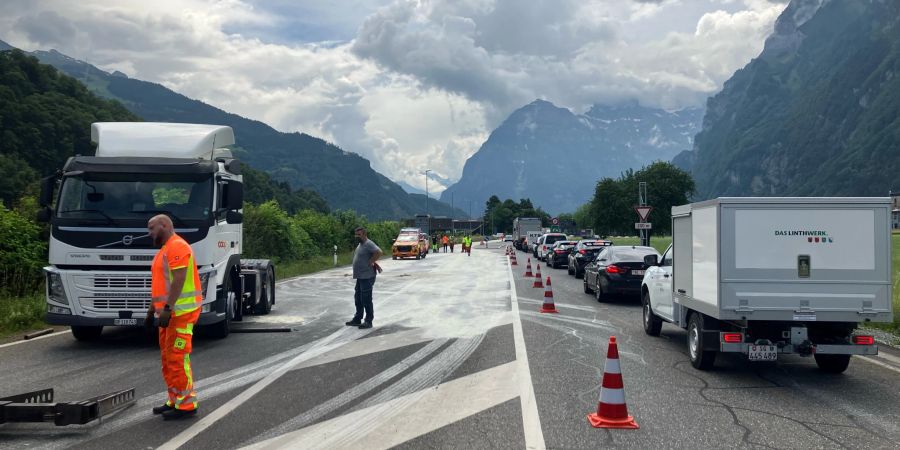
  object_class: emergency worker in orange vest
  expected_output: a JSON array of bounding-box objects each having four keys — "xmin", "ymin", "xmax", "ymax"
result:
[{"xmin": 144, "ymin": 214, "xmax": 202, "ymax": 420}]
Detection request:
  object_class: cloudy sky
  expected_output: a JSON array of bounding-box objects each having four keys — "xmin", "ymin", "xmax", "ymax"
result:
[{"xmin": 0, "ymin": 0, "xmax": 787, "ymax": 194}]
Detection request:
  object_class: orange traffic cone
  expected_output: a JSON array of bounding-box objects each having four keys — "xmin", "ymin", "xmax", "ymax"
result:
[
  {"xmin": 510, "ymin": 252, "xmax": 518, "ymax": 266},
  {"xmin": 524, "ymin": 259, "xmax": 533, "ymax": 277},
  {"xmin": 587, "ymin": 336, "xmax": 639, "ymax": 429},
  {"xmin": 540, "ymin": 276, "xmax": 557, "ymax": 313},
  {"xmin": 532, "ymin": 265, "xmax": 544, "ymax": 288}
]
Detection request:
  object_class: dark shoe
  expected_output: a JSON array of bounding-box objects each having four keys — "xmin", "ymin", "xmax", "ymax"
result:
[
  {"xmin": 358, "ymin": 322, "xmax": 373, "ymax": 329},
  {"xmin": 345, "ymin": 320, "xmax": 362, "ymax": 326},
  {"xmin": 162, "ymin": 408, "xmax": 197, "ymax": 421},
  {"xmin": 152, "ymin": 404, "xmax": 174, "ymax": 415}
]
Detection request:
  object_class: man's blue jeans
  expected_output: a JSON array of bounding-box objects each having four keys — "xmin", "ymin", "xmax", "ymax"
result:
[{"xmin": 353, "ymin": 276, "xmax": 376, "ymax": 323}]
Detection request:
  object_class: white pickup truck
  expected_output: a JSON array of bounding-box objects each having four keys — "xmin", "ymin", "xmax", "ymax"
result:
[{"xmin": 641, "ymin": 198, "xmax": 892, "ymax": 373}]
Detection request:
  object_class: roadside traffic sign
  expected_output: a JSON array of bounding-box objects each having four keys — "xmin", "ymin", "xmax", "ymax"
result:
[
  {"xmin": 634, "ymin": 222, "xmax": 652, "ymax": 230},
  {"xmin": 634, "ymin": 206, "xmax": 653, "ymax": 222},
  {"xmin": 551, "ymin": 217, "xmax": 560, "ymax": 226},
  {"xmin": 550, "ymin": 226, "xmax": 560, "ymax": 232}
]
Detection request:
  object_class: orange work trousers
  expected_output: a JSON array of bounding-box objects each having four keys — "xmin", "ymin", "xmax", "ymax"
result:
[{"xmin": 158, "ymin": 311, "xmax": 199, "ymax": 411}]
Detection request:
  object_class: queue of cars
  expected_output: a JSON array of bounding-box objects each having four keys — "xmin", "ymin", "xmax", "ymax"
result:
[{"xmin": 517, "ymin": 232, "xmax": 659, "ymax": 303}]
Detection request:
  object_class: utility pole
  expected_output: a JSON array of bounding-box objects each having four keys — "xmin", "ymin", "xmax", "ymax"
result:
[
  {"xmin": 639, "ymin": 181, "xmax": 649, "ymax": 247},
  {"xmin": 424, "ymin": 169, "xmax": 431, "ymax": 217}
]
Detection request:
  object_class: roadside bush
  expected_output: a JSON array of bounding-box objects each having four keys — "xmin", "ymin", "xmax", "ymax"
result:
[
  {"xmin": 243, "ymin": 200, "xmax": 313, "ymax": 263},
  {"xmin": 0, "ymin": 205, "xmax": 47, "ymax": 295}
]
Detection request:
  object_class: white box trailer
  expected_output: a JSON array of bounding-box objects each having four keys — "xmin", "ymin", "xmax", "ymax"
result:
[{"xmin": 641, "ymin": 197, "xmax": 892, "ymax": 373}]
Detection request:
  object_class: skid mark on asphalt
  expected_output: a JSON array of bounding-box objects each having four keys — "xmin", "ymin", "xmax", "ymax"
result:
[
  {"xmin": 244, "ymin": 338, "xmax": 450, "ymax": 446},
  {"xmin": 243, "ymin": 362, "xmax": 520, "ymax": 450}
]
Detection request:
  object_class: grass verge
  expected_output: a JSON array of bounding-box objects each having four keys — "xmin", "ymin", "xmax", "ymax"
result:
[
  {"xmin": 0, "ymin": 292, "xmax": 46, "ymax": 339},
  {"xmin": 276, "ymin": 251, "xmax": 356, "ymax": 280},
  {"xmin": 870, "ymin": 234, "xmax": 900, "ymax": 333},
  {"xmin": 605, "ymin": 235, "xmax": 673, "ymax": 254}
]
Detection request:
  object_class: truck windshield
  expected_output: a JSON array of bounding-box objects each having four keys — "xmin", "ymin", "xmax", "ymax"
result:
[{"xmin": 56, "ymin": 173, "xmax": 213, "ymax": 226}]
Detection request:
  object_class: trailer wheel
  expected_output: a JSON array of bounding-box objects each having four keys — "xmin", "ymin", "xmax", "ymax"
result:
[
  {"xmin": 642, "ymin": 291, "xmax": 662, "ymax": 337},
  {"xmin": 71, "ymin": 326, "xmax": 103, "ymax": 341},
  {"xmin": 814, "ymin": 354, "xmax": 851, "ymax": 374},
  {"xmin": 254, "ymin": 266, "xmax": 275, "ymax": 315},
  {"xmin": 688, "ymin": 313, "xmax": 716, "ymax": 370}
]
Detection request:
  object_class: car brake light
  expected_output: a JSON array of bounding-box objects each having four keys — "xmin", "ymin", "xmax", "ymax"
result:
[
  {"xmin": 555, "ymin": 250, "xmax": 566, "ymax": 254},
  {"xmin": 578, "ymin": 249, "xmax": 587, "ymax": 254},
  {"xmin": 722, "ymin": 333, "xmax": 743, "ymax": 343},
  {"xmin": 853, "ymin": 335, "xmax": 875, "ymax": 345},
  {"xmin": 606, "ymin": 264, "xmax": 622, "ymax": 274}
]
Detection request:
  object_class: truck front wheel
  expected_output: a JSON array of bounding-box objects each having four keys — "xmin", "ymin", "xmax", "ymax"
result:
[
  {"xmin": 71, "ymin": 326, "xmax": 103, "ymax": 341},
  {"xmin": 688, "ymin": 313, "xmax": 716, "ymax": 370},
  {"xmin": 814, "ymin": 354, "xmax": 851, "ymax": 374}
]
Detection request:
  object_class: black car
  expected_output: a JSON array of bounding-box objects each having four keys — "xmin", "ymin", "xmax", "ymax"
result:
[
  {"xmin": 567, "ymin": 240, "xmax": 613, "ymax": 278},
  {"xmin": 535, "ymin": 233, "xmax": 567, "ymax": 261},
  {"xmin": 583, "ymin": 246, "xmax": 660, "ymax": 301},
  {"xmin": 546, "ymin": 240, "xmax": 577, "ymax": 269}
]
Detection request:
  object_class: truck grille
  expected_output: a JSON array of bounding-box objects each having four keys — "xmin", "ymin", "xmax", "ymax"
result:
[
  {"xmin": 82, "ymin": 293, "xmax": 151, "ymax": 310},
  {"xmin": 93, "ymin": 276, "xmax": 152, "ymax": 289}
]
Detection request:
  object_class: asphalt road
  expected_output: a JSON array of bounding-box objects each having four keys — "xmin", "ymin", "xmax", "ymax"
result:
[{"xmin": 1, "ymin": 242, "xmax": 899, "ymax": 449}]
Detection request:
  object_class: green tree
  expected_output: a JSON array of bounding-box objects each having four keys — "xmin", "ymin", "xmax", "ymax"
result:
[{"xmin": 0, "ymin": 205, "xmax": 47, "ymax": 295}]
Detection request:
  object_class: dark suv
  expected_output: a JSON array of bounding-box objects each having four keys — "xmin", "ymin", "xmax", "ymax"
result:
[{"xmin": 567, "ymin": 240, "xmax": 613, "ymax": 278}]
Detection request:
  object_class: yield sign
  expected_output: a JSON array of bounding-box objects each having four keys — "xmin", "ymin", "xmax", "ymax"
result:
[{"xmin": 634, "ymin": 205, "xmax": 653, "ymax": 222}]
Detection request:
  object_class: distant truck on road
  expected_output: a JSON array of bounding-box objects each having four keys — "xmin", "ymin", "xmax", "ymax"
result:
[
  {"xmin": 513, "ymin": 217, "xmax": 542, "ymax": 251},
  {"xmin": 38, "ymin": 123, "xmax": 276, "ymax": 340},
  {"xmin": 641, "ymin": 197, "xmax": 892, "ymax": 373}
]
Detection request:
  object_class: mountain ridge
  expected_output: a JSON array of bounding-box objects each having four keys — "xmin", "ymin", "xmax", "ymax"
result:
[{"xmin": 0, "ymin": 39, "xmax": 467, "ymax": 220}]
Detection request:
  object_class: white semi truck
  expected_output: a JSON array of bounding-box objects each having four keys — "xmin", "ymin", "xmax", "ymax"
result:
[
  {"xmin": 513, "ymin": 217, "xmax": 542, "ymax": 251},
  {"xmin": 641, "ymin": 198, "xmax": 892, "ymax": 373},
  {"xmin": 38, "ymin": 122, "xmax": 275, "ymax": 340}
]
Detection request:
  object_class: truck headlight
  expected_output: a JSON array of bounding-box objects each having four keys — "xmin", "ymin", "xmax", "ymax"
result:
[
  {"xmin": 199, "ymin": 270, "xmax": 215, "ymax": 302},
  {"xmin": 47, "ymin": 272, "xmax": 68, "ymax": 305},
  {"xmin": 48, "ymin": 305, "xmax": 71, "ymax": 315}
]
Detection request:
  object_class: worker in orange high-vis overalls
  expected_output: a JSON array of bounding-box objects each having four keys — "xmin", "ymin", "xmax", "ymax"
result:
[{"xmin": 144, "ymin": 214, "xmax": 202, "ymax": 420}]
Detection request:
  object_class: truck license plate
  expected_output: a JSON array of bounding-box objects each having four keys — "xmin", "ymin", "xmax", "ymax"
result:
[
  {"xmin": 114, "ymin": 319, "xmax": 137, "ymax": 326},
  {"xmin": 748, "ymin": 345, "xmax": 777, "ymax": 361}
]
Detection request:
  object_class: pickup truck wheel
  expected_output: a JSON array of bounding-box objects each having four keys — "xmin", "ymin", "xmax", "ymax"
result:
[
  {"xmin": 583, "ymin": 276, "xmax": 593, "ymax": 294},
  {"xmin": 814, "ymin": 354, "xmax": 851, "ymax": 374},
  {"xmin": 71, "ymin": 326, "xmax": 103, "ymax": 341},
  {"xmin": 254, "ymin": 266, "xmax": 274, "ymax": 315},
  {"xmin": 688, "ymin": 313, "xmax": 716, "ymax": 370},
  {"xmin": 642, "ymin": 291, "xmax": 662, "ymax": 336}
]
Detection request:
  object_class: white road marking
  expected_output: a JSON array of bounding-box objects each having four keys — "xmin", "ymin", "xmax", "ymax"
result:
[
  {"xmin": 243, "ymin": 362, "xmax": 521, "ymax": 450},
  {"xmin": 508, "ymin": 260, "xmax": 547, "ymax": 450},
  {"xmin": 0, "ymin": 330, "xmax": 65, "ymax": 349},
  {"xmin": 857, "ymin": 355, "xmax": 900, "ymax": 375}
]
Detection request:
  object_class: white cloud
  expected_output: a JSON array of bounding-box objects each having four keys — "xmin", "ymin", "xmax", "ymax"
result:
[{"xmin": 0, "ymin": 0, "xmax": 787, "ymax": 192}]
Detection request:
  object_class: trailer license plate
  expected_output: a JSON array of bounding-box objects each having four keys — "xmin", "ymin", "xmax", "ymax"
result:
[
  {"xmin": 631, "ymin": 270, "xmax": 645, "ymax": 276},
  {"xmin": 114, "ymin": 319, "xmax": 137, "ymax": 326},
  {"xmin": 748, "ymin": 345, "xmax": 777, "ymax": 361}
]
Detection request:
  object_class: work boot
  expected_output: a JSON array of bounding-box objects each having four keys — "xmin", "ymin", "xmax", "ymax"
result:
[
  {"xmin": 358, "ymin": 322, "xmax": 373, "ymax": 329},
  {"xmin": 162, "ymin": 408, "xmax": 197, "ymax": 421},
  {"xmin": 345, "ymin": 320, "xmax": 362, "ymax": 326},
  {"xmin": 152, "ymin": 404, "xmax": 174, "ymax": 415}
]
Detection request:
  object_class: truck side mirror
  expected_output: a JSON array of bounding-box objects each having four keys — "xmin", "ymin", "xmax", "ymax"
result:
[
  {"xmin": 225, "ymin": 210, "xmax": 243, "ymax": 224},
  {"xmin": 36, "ymin": 207, "xmax": 52, "ymax": 223},
  {"xmin": 39, "ymin": 175, "xmax": 56, "ymax": 207},
  {"xmin": 224, "ymin": 181, "xmax": 243, "ymax": 210},
  {"xmin": 644, "ymin": 254, "xmax": 659, "ymax": 266}
]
